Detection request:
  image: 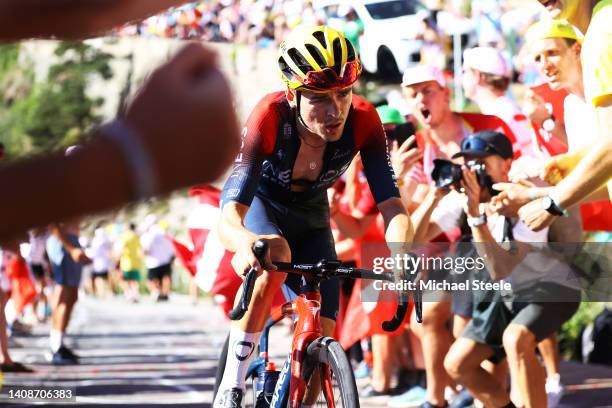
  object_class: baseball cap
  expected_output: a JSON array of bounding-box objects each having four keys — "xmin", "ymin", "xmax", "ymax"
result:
[
  {"xmin": 401, "ymin": 65, "xmax": 446, "ymax": 88},
  {"xmin": 525, "ymin": 19, "xmax": 583, "ymax": 44},
  {"xmin": 452, "ymin": 130, "xmax": 513, "ymax": 160},
  {"xmin": 376, "ymin": 105, "xmax": 405, "ymax": 125},
  {"xmin": 463, "ymin": 47, "xmax": 511, "ymax": 78}
]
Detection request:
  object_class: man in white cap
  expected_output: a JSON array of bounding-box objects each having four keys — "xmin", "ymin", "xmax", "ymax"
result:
[
  {"xmin": 462, "ymin": 46, "xmax": 536, "ymax": 157},
  {"xmin": 399, "ymin": 64, "xmax": 519, "ymax": 211}
]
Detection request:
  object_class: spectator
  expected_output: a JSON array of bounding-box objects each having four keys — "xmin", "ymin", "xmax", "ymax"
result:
[
  {"xmin": 87, "ymin": 224, "xmax": 114, "ymax": 298},
  {"xmin": 116, "ymin": 223, "xmax": 143, "ymax": 303},
  {"xmin": 518, "ymin": 0, "xmax": 612, "ymax": 231},
  {"xmin": 141, "ymin": 215, "xmax": 175, "ymax": 302},
  {"xmin": 462, "ymin": 46, "xmax": 537, "ymax": 157},
  {"xmin": 46, "ymin": 222, "xmax": 91, "ymax": 365}
]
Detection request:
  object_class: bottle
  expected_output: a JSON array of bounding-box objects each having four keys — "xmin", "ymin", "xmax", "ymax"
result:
[{"xmin": 256, "ymin": 361, "xmax": 279, "ymax": 408}]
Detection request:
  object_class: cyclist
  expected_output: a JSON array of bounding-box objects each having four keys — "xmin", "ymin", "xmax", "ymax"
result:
[{"xmin": 214, "ymin": 25, "xmax": 414, "ymax": 407}]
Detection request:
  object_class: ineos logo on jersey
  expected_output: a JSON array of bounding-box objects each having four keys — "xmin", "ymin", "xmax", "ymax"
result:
[
  {"xmin": 232, "ymin": 340, "xmax": 255, "ymax": 361},
  {"xmin": 235, "ymin": 127, "xmax": 248, "ymax": 163}
]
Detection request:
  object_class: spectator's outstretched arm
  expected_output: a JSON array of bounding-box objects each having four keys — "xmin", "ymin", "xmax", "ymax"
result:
[
  {"xmin": 0, "ymin": 44, "xmax": 240, "ymax": 242},
  {"xmin": 0, "ymin": 0, "xmax": 187, "ymax": 40},
  {"xmin": 553, "ymin": 100, "xmax": 612, "ymax": 208},
  {"xmin": 519, "ymin": 99, "xmax": 612, "ymax": 231}
]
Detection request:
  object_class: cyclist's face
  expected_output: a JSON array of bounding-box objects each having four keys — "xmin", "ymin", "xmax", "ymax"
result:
[
  {"xmin": 297, "ymin": 87, "xmax": 352, "ymax": 141},
  {"xmin": 403, "ymin": 81, "xmax": 450, "ymax": 129},
  {"xmin": 536, "ymin": 0, "xmax": 580, "ymax": 20},
  {"xmin": 531, "ymin": 38, "xmax": 581, "ymax": 91}
]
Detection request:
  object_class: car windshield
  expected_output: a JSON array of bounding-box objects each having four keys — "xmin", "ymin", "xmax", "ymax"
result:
[{"xmin": 365, "ymin": 0, "xmax": 419, "ymax": 19}]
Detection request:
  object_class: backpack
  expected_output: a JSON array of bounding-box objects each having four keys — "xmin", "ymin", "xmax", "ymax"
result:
[{"xmin": 582, "ymin": 308, "xmax": 612, "ymax": 365}]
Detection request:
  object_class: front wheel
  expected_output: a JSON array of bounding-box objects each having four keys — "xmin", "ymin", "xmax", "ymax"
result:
[{"xmin": 300, "ymin": 337, "xmax": 359, "ymax": 408}]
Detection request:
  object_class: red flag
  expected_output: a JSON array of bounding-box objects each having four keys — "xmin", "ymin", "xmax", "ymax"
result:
[{"xmin": 6, "ymin": 256, "xmax": 36, "ymax": 314}]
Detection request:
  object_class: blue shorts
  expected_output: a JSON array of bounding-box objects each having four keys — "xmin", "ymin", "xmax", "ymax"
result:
[
  {"xmin": 243, "ymin": 194, "xmax": 339, "ymax": 320},
  {"xmin": 46, "ymin": 234, "xmax": 83, "ymax": 288}
]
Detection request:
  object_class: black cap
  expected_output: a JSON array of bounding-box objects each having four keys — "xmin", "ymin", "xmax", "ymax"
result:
[{"xmin": 452, "ymin": 130, "xmax": 513, "ymax": 160}]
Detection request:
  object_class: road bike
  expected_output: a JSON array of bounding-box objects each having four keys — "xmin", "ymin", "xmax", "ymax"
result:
[{"xmin": 214, "ymin": 240, "xmax": 421, "ymax": 408}]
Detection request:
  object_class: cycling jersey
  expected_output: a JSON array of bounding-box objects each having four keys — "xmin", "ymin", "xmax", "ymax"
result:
[{"xmin": 221, "ymin": 91, "xmax": 399, "ymax": 208}]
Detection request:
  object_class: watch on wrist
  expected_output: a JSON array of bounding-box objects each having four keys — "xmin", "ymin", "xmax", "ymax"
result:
[
  {"xmin": 467, "ymin": 213, "xmax": 487, "ymax": 227},
  {"xmin": 541, "ymin": 195, "xmax": 567, "ymax": 217}
]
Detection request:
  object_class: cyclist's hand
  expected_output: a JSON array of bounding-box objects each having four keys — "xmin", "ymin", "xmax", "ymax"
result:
[
  {"xmin": 327, "ymin": 187, "xmax": 341, "ymax": 217},
  {"xmin": 541, "ymin": 153, "xmax": 578, "ymax": 185},
  {"xmin": 231, "ymin": 237, "xmax": 277, "ymax": 278}
]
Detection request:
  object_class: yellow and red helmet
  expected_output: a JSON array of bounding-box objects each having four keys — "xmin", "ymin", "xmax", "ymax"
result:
[{"xmin": 278, "ymin": 25, "xmax": 362, "ymax": 92}]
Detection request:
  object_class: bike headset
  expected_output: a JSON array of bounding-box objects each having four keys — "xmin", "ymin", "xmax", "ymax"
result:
[{"xmin": 277, "ymin": 25, "xmax": 362, "ymax": 134}]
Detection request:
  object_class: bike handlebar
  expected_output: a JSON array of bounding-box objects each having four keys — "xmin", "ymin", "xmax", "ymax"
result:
[
  {"xmin": 228, "ymin": 240, "xmax": 423, "ymax": 327},
  {"xmin": 228, "ymin": 240, "xmax": 268, "ymax": 321}
]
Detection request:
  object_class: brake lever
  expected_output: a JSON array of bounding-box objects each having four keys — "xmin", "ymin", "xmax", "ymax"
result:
[{"xmin": 228, "ymin": 240, "xmax": 268, "ymax": 321}]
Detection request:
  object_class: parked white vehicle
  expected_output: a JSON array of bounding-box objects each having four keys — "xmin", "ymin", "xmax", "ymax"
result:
[{"xmin": 314, "ymin": 0, "xmax": 427, "ymax": 77}]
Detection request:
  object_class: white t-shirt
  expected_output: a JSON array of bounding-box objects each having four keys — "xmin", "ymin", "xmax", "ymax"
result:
[
  {"xmin": 28, "ymin": 233, "xmax": 48, "ymax": 265},
  {"xmin": 88, "ymin": 230, "xmax": 113, "ymax": 273},
  {"xmin": 563, "ymin": 93, "xmax": 597, "ymax": 153},
  {"xmin": 482, "ymin": 95, "xmax": 537, "ymax": 157},
  {"xmin": 430, "ymin": 191, "xmax": 579, "ymax": 290},
  {"xmin": 140, "ymin": 226, "xmax": 175, "ymax": 269}
]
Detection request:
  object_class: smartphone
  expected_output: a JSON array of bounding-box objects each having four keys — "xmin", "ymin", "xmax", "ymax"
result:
[{"xmin": 388, "ymin": 122, "xmax": 417, "ymax": 147}]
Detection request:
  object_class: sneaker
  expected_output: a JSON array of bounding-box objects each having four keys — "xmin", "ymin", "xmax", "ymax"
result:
[
  {"xmin": 51, "ymin": 346, "xmax": 79, "ymax": 365},
  {"xmin": 387, "ymin": 386, "xmax": 427, "ymax": 408},
  {"xmin": 449, "ymin": 389, "xmax": 473, "ymax": 408},
  {"xmin": 360, "ymin": 384, "xmax": 392, "ymax": 400},
  {"xmin": 354, "ymin": 361, "xmax": 372, "ymax": 379},
  {"xmin": 214, "ymin": 387, "xmax": 244, "ymax": 408},
  {"xmin": 545, "ymin": 374, "xmax": 564, "ymax": 408},
  {"xmin": 419, "ymin": 402, "xmax": 448, "ymax": 408}
]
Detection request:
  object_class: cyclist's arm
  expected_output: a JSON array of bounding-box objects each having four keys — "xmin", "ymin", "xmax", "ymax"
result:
[
  {"xmin": 0, "ymin": 0, "xmax": 185, "ymax": 40},
  {"xmin": 218, "ymin": 202, "xmax": 258, "ymax": 253},
  {"xmin": 378, "ymin": 197, "xmax": 413, "ymax": 244},
  {"xmin": 218, "ymin": 94, "xmax": 278, "ymax": 252}
]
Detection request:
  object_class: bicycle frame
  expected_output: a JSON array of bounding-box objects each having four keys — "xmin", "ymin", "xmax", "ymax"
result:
[{"xmin": 248, "ymin": 287, "xmax": 333, "ymax": 408}]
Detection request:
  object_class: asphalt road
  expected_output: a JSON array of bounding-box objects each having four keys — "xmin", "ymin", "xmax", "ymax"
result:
[{"xmin": 2, "ymin": 295, "xmax": 611, "ymax": 407}]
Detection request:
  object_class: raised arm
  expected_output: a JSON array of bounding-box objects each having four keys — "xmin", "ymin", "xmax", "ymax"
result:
[{"xmin": 0, "ymin": 0, "xmax": 187, "ymax": 40}]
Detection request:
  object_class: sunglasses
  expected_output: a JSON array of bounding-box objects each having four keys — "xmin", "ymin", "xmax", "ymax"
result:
[
  {"xmin": 302, "ymin": 60, "xmax": 361, "ymax": 91},
  {"xmin": 461, "ymin": 136, "xmax": 500, "ymax": 156}
]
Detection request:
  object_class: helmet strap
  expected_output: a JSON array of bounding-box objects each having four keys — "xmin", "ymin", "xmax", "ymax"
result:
[{"xmin": 296, "ymin": 91, "xmax": 317, "ymax": 135}]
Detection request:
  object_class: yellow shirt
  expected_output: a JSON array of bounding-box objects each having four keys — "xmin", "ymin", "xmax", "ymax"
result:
[
  {"xmin": 580, "ymin": 0, "xmax": 612, "ymax": 199},
  {"xmin": 119, "ymin": 230, "xmax": 143, "ymax": 272}
]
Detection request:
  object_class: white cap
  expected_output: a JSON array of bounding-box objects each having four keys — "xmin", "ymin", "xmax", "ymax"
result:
[
  {"xmin": 463, "ymin": 47, "xmax": 511, "ymax": 78},
  {"xmin": 401, "ymin": 65, "xmax": 447, "ymax": 88}
]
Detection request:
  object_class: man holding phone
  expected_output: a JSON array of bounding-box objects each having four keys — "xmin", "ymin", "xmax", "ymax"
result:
[{"xmin": 390, "ymin": 65, "xmax": 522, "ymax": 408}]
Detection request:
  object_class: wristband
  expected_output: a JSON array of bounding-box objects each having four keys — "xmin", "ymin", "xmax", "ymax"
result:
[
  {"xmin": 101, "ymin": 120, "xmax": 158, "ymax": 201},
  {"xmin": 549, "ymin": 192, "xmax": 569, "ymax": 216}
]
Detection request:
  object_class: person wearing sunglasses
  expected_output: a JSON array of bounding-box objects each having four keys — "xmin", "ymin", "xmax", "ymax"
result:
[
  {"xmin": 215, "ymin": 25, "xmax": 414, "ymax": 408},
  {"xmin": 411, "ymin": 130, "xmax": 579, "ymax": 408}
]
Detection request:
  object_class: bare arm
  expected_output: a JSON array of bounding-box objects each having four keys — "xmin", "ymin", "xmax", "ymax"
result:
[
  {"xmin": 554, "ymin": 100, "xmax": 612, "ymax": 208},
  {"xmin": 0, "ymin": 44, "xmax": 239, "ymax": 242},
  {"xmin": 410, "ymin": 189, "xmax": 445, "ymax": 243},
  {"xmin": 217, "ymin": 202, "xmax": 258, "ymax": 253},
  {"xmin": 0, "ymin": 0, "xmax": 187, "ymax": 40},
  {"xmin": 378, "ymin": 197, "xmax": 414, "ymax": 247},
  {"xmin": 331, "ymin": 211, "xmax": 377, "ymax": 240}
]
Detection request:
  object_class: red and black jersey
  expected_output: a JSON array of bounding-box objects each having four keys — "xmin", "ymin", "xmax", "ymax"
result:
[{"xmin": 221, "ymin": 91, "xmax": 399, "ymax": 207}]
